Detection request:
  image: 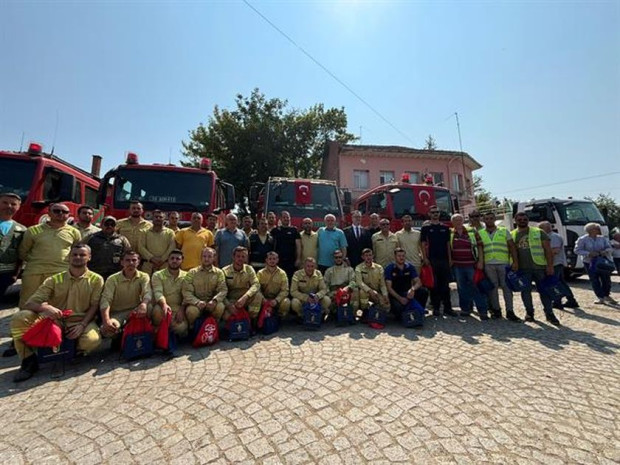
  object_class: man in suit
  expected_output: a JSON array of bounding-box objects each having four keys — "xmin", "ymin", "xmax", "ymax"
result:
[{"xmin": 344, "ymin": 210, "xmax": 371, "ymax": 269}]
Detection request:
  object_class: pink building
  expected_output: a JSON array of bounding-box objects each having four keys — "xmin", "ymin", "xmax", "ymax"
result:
[{"xmin": 321, "ymin": 142, "xmax": 483, "ymax": 210}]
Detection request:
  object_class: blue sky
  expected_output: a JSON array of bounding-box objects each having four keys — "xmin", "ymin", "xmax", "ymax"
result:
[{"xmin": 1, "ymin": 1, "xmax": 619, "ymax": 202}]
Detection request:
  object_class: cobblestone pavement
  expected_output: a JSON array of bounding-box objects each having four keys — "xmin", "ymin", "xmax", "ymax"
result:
[{"xmin": 0, "ymin": 276, "xmax": 619, "ymax": 464}]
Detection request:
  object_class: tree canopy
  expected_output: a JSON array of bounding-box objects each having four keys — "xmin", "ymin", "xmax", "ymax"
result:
[{"xmin": 181, "ymin": 89, "xmax": 356, "ymax": 210}]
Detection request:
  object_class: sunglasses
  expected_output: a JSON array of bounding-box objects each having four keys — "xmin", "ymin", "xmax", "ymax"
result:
[
  {"xmin": 430, "ymin": 211, "xmax": 440, "ymax": 215},
  {"xmin": 52, "ymin": 209, "xmax": 70, "ymax": 214}
]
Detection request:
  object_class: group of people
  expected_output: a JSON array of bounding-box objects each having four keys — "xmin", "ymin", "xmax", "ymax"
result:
[{"xmin": 0, "ymin": 192, "xmax": 617, "ymax": 383}]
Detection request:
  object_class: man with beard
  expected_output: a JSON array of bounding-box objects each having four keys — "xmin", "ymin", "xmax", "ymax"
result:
[
  {"xmin": 151, "ymin": 250, "xmax": 189, "ymax": 338},
  {"xmin": 300, "ymin": 217, "xmax": 318, "ymax": 262},
  {"xmin": 175, "ymin": 212, "xmax": 214, "ymax": 271},
  {"xmin": 271, "ymin": 211, "xmax": 301, "ymax": 281},
  {"xmin": 116, "ymin": 201, "xmax": 151, "ymax": 251},
  {"xmin": 256, "ymin": 251, "xmax": 291, "ymax": 318},
  {"xmin": 214, "ymin": 213, "xmax": 249, "ymax": 268},
  {"xmin": 138, "ymin": 210, "xmax": 176, "ymax": 275},
  {"xmin": 73, "ymin": 205, "xmax": 100, "ymax": 239},
  {"xmin": 222, "ymin": 247, "xmax": 261, "ymax": 323},
  {"xmin": 85, "ymin": 216, "xmax": 132, "ymax": 280},
  {"xmin": 183, "ymin": 247, "xmax": 227, "ymax": 325}
]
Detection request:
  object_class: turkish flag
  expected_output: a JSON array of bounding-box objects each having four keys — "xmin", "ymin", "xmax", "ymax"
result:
[
  {"xmin": 414, "ymin": 187, "xmax": 435, "ymax": 213},
  {"xmin": 295, "ymin": 181, "xmax": 312, "ymax": 205}
]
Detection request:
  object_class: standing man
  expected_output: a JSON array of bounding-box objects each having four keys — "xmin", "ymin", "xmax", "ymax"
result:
[
  {"xmin": 206, "ymin": 214, "xmax": 218, "ymax": 235},
  {"xmin": 512, "ymin": 212, "xmax": 561, "ymax": 325},
  {"xmin": 367, "ymin": 213, "xmax": 381, "ymax": 237},
  {"xmin": 175, "ymin": 212, "xmax": 214, "ymax": 271},
  {"xmin": 420, "ymin": 206, "xmax": 456, "ymax": 316},
  {"xmin": 290, "ymin": 257, "xmax": 330, "ymax": 319},
  {"xmin": 343, "ymin": 210, "xmax": 371, "ymax": 269},
  {"xmin": 11, "ymin": 244, "xmax": 104, "ymax": 382},
  {"xmin": 256, "ymin": 251, "xmax": 291, "ymax": 318},
  {"xmin": 241, "ymin": 215, "xmax": 255, "ymax": 237},
  {"xmin": 266, "ymin": 211, "xmax": 278, "ymax": 232},
  {"xmin": 116, "ymin": 201, "xmax": 151, "ymax": 251},
  {"xmin": 138, "ymin": 210, "xmax": 176, "ymax": 275},
  {"xmin": 73, "ymin": 205, "xmax": 100, "ymax": 239},
  {"xmin": 215, "ymin": 213, "xmax": 249, "ymax": 268},
  {"xmin": 248, "ymin": 217, "xmax": 275, "ymax": 271},
  {"xmin": 85, "ymin": 216, "xmax": 132, "ymax": 280},
  {"xmin": 479, "ymin": 211, "xmax": 521, "ymax": 321},
  {"xmin": 0, "ymin": 193, "xmax": 26, "ymax": 300},
  {"xmin": 467, "ymin": 210, "xmax": 484, "ymax": 231},
  {"xmin": 324, "ymin": 250, "xmax": 358, "ymax": 315},
  {"xmin": 539, "ymin": 221, "xmax": 580, "ymax": 309},
  {"xmin": 18, "ymin": 202, "xmax": 81, "ymax": 308},
  {"xmin": 271, "ymin": 211, "xmax": 301, "ymax": 281},
  {"xmin": 300, "ymin": 218, "xmax": 318, "ymax": 263},
  {"xmin": 395, "ymin": 214, "xmax": 422, "ymax": 272},
  {"xmin": 317, "ymin": 214, "xmax": 347, "ymax": 274},
  {"xmin": 182, "ymin": 247, "xmax": 227, "ymax": 326},
  {"xmin": 151, "ymin": 250, "xmax": 189, "ymax": 338},
  {"xmin": 385, "ymin": 248, "xmax": 428, "ymax": 321},
  {"xmin": 222, "ymin": 247, "xmax": 261, "ymax": 323},
  {"xmin": 99, "ymin": 250, "xmax": 152, "ymax": 340},
  {"xmin": 355, "ymin": 248, "xmax": 389, "ymax": 315},
  {"xmin": 372, "ymin": 218, "xmax": 398, "ymax": 269},
  {"xmin": 167, "ymin": 211, "xmax": 181, "ymax": 233}
]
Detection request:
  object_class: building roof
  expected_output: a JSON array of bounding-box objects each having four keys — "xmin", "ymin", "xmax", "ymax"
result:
[{"xmin": 338, "ymin": 144, "xmax": 483, "ymax": 170}]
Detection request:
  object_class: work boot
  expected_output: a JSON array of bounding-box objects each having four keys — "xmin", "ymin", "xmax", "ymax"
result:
[
  {"xmin": 13, "ymin": 354, "xmax": 39, "ymax": 383},
  {"xmin": 552, "ymin": 302, "xmax": 564, "ymax": 310},
  {"xmin": 546, "ymin": 315, "xmax": 561, "ymax": 326},
  {"xmin": 524, "ymin": 314, "xmax": 535, "ymax": 322},
  {"xmin": 444, "ymin": 308, "xmax": 458, "ymax": 317},
  {"xmin": 2, "ymin": 341, "xmax": 17, "ymax": 357},
  {"xmin": 564, "ymin": 299, "xmax": 580, "ymax": 308},
  {"xmin": 506, "ymin": 312, "xmax": 522, "ymax": 322}
]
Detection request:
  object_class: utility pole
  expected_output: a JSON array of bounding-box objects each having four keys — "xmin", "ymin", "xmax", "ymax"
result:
[{"xmin": 455, "ymin": 112, "xmax": 468, "ymax": 201}]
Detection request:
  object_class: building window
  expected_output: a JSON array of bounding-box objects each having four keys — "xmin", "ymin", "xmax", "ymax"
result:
[
  {"xmin": 353, "ymin": 170, "xmax": 369, "ymax": 190},
  {"xmin": 431, "ymin": 172, "xmax": 444, "ymax": 185},
  {"xmin": 405, "ymin": 171, "xmax": 420, "ymax": 184},
  {"xmin": 452, "ymin": 174, "xmax": 463, "ymax": 192},
  {"xmin": 379, "ymin": 171, "xmax": 395, "ymax": 185}
]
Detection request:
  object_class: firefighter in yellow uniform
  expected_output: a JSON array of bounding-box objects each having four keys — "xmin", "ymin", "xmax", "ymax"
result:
[
  {"xmin": 290, "ymin": 257, "xmax": 331, "ymax": 316},
  {"xmin": 222, "ymin": 247, "xmax": 261, "ymax": 321},
  {"xmin": 151, "ymin": 250, "xmax": 188, "ymax": 337},
  {"xmin": 182, "ymin": 247, "xmax": 227, "ymax": 325},
  {"xmin": 324, "ymin": 250, "xmax": 359, "ymax": 313},
  {"xmin": 100, "ymin": 250, "xmax": 152, "ymax": 338},
  {"xmin": 11, "ymin": 244, "xmax": 103, "ymax": 382},
  {"xmin": 18, "ymin": 203, "xmax": 82, "ymax": 308},
  {"xmin": 116, "ymin": 201, "xmax": 152, "ymax": 251},
  {"xmin": 355, "ymin": 248, "xmax": 390, "ymax": 311},
  {"xmin": 256, "ymin": 251, "xmax": 291, "ymax": 317},
  {"xmin": 138, "ymin": 210, "xmax": 177, "ymax": 275}
]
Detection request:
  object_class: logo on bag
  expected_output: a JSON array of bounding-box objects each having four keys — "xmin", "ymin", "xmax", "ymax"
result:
[
  {"xmin": 201, "ymin": 322, "xmax": 217, "ymax": 344},
  {"xmin": 136, "ymin": 339, "xmax": 143, "ymax": 349}
]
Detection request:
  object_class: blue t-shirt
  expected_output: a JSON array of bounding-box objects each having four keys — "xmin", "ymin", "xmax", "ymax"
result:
[
  {"xmin": 384, "ymin": 262, "xmax": 418, "ymax": 296},
  {"xmin": 317, "ymin": 227, "xmax": 348, "ymax": 267},
  {"xmin": 215, "ymin": 228, "xmax": 249, "ymax": 267}
]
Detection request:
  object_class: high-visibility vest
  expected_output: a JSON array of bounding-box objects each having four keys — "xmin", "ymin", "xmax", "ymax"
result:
[
  {"xmin": 450, "ymin": 228, "xmax": 478, "ymax": 259},
  {"xmin": 479, "ymin": 228, "xmax": 510, "ymax": 263},
  {"xmin": 511, "ymin": 227, "xmax": 546, "ymax": 266}
]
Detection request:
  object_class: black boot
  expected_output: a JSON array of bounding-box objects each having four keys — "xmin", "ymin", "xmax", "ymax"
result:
[
  {"xmin": 564, "ymin": 299, "xmax": 580, "ymax": 308},
  {"xmin": 506, "ymin": 312, "xmax": 522, "ymax": 322},
  {"xmin": 13, "ymin": 354, "xmax": 39, "ymax": 383},
  {"xmin": 2, "ymin": 341, "xmax": 17, "ymax": 357}
]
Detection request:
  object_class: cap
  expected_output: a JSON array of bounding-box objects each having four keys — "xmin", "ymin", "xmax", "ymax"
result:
[
  {"xmin": 102, "ymin": 216, "xmax": 117, "ymax": 224},
  {"xmin": 0, "ymin": 192, "xmax": 22, "ymax": 200}
]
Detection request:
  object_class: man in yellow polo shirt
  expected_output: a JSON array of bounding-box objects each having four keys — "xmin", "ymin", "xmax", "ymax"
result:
[
  {"xmin": 116, "ymin": 201, "xmax": 151, "ymax": 251},
  {"xmin": 11, "ymin": 244, "xmax": 104, "ymax": 382},
  {"xmin": 151, "ymin": 250, "xmax": 188, "ymax": 337},
  {"xmin": 175, "ymin": 212, "xmax": 214, "ymax": 271},
  {"xmin": 222, "ymin": 247, "xmax": 261, "ymax": 322},
  {"xmin": 18, "ymin": 202, "xmax": 82, "ymax": 308},
  {"xmin": 138, "ymin": 210, "xmax": 176, "ymax": 275},
  {"xmin": 182, "ymin": 247, "xmax": 227, "ymax": 326},
  {"xmin": 100, "ymin": 250, "xmax": 152, "ymax": 340},
  {"xmin": 256, "ymin": 251, "xmax": 291, "ymax": 317},
  {"xmin": 300, "ymin": 217, "xmax": 318, "ymax": 262}
]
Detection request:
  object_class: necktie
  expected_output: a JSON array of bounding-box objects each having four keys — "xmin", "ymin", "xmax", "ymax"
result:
[{"xmin": 356, "ymin": 226, "xmax": 360, "ymax": 240}]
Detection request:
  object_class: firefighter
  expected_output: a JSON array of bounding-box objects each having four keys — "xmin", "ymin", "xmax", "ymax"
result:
[
  {"xmin": 116, "ymin": 201, "xmax": 151, "ymax": 251},
  {"xmin": 151, "ymin": 250, "xmax": 189, "ymax": 337},
  {"xmin": 256, "ymin": 251, "xmax": 291, "ymax": 318},
  {"xmin": 222, "ymin": 247, "xmax": 261, "ymax": 322},
  {"xmin": 290, "ymin": 257, "xmax": 331, "ymax": 318}
]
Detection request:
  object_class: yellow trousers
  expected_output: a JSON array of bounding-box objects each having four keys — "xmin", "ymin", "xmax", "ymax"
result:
[
  {"xmin": 19, "ymin": 273, "xmax": 54, "ymax": 308},
  {"xmin": 151, "ymin": 304, "xmax": 189, "ymax": 338}
]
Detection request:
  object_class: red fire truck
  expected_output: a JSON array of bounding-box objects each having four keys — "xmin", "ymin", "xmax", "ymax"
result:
[
  {"xmin": 249, "ymin": 177, "xmax": 351, "ymax": 228},
  {"xmin": 98, "ymin": 153, "xmax": 235, "ymax": 224},
  {"xmin": 0, "ymin": 142, "xmax": 102, "ymax": 226},
  {"xmin": 353, "ymin": 174, "xmax": 454, "ymax": 230}
]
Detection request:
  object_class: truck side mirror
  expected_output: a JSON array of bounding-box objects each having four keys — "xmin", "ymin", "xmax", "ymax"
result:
[
  {"xmin": 225, "ymin": 183, "xmax": 236, "ymax": 210},
  {"xmin": 343, "ymin": 205, "xmax": 351, "ymax": 214},
  {"xmin": 343, "ymin": 191, "xmax": 352, "ymax": 206}
]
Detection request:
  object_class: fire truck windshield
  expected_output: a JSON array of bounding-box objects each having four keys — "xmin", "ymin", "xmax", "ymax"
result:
[
  {"xmin": 113, "ymin": 168, "xmax": 213, "ymax": 211},
  {"xmin": 434, "ymin": 190, "xmax": 453, "ymax": 220},
  {"xmin": 267, "ymin": 182, "xmax": 340, "ymax": 217},
  {"xmin": 0, "ymin": 158, "xmax": 37, "ymax": 200}
]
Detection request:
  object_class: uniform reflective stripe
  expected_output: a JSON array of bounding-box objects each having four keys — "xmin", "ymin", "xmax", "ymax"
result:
[
  {"xmin": 53, "ymin": 273, "xmax": 65, "ymax": 284},
  {"xmin": 511, "ymin": 227, "xmax": 546, "ymax": 266},
  {"xmin": 479, "ymin": 228, "xmax": 510, "ymax": 263},
  {"xmin": 30, "ymin": 225, "xmax": 43, "ymax": 235}
]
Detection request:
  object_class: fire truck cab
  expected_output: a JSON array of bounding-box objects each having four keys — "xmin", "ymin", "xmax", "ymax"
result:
[
  {"xmin": 98, "ymin": 153, "xmax": 235, "ymax": 224},
  {"xmin": 353, "ymin": 174, "xmax": 454, "ymax": 230},
  {"xmin": 0, "ymin": 143, "xmax": 102, "ymax": 226}
]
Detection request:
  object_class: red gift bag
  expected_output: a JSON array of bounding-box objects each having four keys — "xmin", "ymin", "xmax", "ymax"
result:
[
  {"xmin": 257, "ymin": 300, "xmax": 272, "ymax": 329},
  {"xmin": 334, "ymin": 288, "xmax": 351, "ymax": 306},
  {"xmin": 121, "ymin": 312, "xmax": 154, "ymax": 349},
  {"xmin": 192, "ymin": 316, "xmax": 219, "ymax": 348},
  {"xmin": 420, "ymin": 265, "xmax": 435, "ymax": 289},
  {"xmin": 22, "ymin": 310, "xmax": 73, "ymax": 348},
  {"xmin": 473, "ymin": 268, "xmax": 485, "ymax": 285},
  {"xmin": 155, "ymin": 310, "xmax": 172, "ymax": 349}
]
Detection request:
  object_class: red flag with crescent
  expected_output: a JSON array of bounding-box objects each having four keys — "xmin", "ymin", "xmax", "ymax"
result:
[
  {"xmin": 414, "ymin": 187, "xmax": 435, "ymax": 214},
  {"xmin": 295, "ymin": 181, "xmax": 312, "ymax": 205}
]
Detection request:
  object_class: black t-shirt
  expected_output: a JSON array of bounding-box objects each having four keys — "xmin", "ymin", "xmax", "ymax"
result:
[
  {"xmin": 420, "ymin": 223, "xmax": 451, "ymax": 260},
  {"xmin": 384, "ymin": 263, "xmax": 418, "ymax": 296},
  {"xmin": 271, "ymin": 226, "xmax": 300, "ymax": 263}
]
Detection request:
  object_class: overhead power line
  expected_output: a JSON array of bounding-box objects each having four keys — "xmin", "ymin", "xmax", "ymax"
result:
[
  {"xmin": 495, "ymin": 171, "xmax": 620, "ymax": 195},
  {"xmin": 242, "ymin": 0, "xmax": 416, "ymax": 146}
]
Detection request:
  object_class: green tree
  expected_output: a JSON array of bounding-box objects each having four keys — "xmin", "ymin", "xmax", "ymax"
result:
[
  {"xmin": 424, "ymin": 135, "xmax": 437, "ymax": 150},
  {"xmin": 473, "ymin": 175, "xmax": 494, "ymax": 210},
  {"xmin": 181, "ymin": 89, "xmax": 356, "ymax": 210},
  {"xmin": 586, "ymin": 193, "xmax": 620, "ymax": 231}
]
